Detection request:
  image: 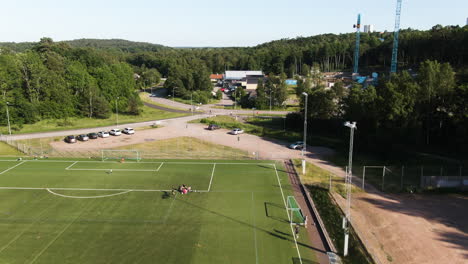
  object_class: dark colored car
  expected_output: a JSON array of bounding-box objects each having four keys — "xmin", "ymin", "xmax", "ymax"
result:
[
  {"xmin": 88, "ymin": 132, "xmax": 98, "ymax": 139},
  {"xmin": 65, "ymin": 135, "xmax": 76, "ymax": 143},
  {"xmin": 208, "ymin": 124, "xmax": 220, "ymax": 130}
]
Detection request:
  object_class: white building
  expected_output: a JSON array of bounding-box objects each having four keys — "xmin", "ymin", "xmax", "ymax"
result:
[
  {"xmin": 224, "ymin": 71, "xmax": 263, "ymax": 80},
  {"xmin": 466, "ymin": 17, "xmax": 468, "ymax": 25},
  {"xmin": 363, "ymin": 25, "xmax": 374, "ymax": 33}
]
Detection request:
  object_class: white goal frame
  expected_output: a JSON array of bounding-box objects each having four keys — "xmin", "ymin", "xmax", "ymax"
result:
[{"xmin": 101, "ymin": 150, "xmax": 141, "ymax": 161}]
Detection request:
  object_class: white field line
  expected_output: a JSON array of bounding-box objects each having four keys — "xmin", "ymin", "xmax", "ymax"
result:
[
  {"xmin": 67, "ymin": 168, "xmax": 158, "ymax": 172},
  {"xmin": 0, "ymin": 161, "xmax": 26, "ymax": 175},
  {"xmin": 207, "ymin": 163, "xmax": 216, "ymax": 191},
  {"xmin": 0, "ymin": 193, "xmax": 53, "ymax": 254},
  {"xmin": 0, "ymin": 187, "xmax": 172, "ymax": 192},
  {"xmin": 64, "ymin": 161, "xmax": 78, "ymax": 170},
  {"xmin": 273, "ymin": 164, "xmax": 303, "ymax": 264},
  {"xmin": 46, "ymin": 188, "xmax": 132, "ymax": 199},
  {"xmin": 163, "ymin": 193, "xmax": 177, "ymax": 224},
  {"xmin": 15, "ymin": 160, "xmax": 274, "ymax": 166},
  {"xmin": 29, "ymin": 201, "xmax": 89, "ymax": 264},
  {"xmin": 251, "ymin": 192, "xmax": 259, "ymax": 264},
  {"xmin": 156, "ymin": 162, "xmax": 164, "ymax": 171}
]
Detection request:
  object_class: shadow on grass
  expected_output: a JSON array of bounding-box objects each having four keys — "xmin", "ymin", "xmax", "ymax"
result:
[
  {"xmin": 264, "ymin": 202, "xmax": 289, "ymax": 223},
  {"xmin": 176, "ymin": 198, "xmax": 327, "ymax": 254}
]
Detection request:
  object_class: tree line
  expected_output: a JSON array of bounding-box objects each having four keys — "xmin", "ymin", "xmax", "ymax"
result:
[
  {"xmin": 288, "ymin": 60, "xmax": 468, "ymax": 157},
  {"xmin": 0, "ymin": 38, "xmax": 142, "ymax": 130}
]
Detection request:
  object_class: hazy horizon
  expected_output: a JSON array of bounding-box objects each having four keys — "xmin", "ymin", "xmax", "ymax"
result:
[{"xmin": 1, "ymin": 0, "xmax": 467, "ymax": 47}]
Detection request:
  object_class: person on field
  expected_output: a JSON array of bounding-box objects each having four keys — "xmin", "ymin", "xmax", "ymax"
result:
[{"xmin": 294, "ymin": 225, "xmax": 300, "ymax": 239}]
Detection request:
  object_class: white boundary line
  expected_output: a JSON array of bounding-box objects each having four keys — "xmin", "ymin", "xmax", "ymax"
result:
[
  {"xmin": 67, "ymin": 168, "xmax": 158, "ymax": 172},
  {"xmin": 251, "ymin": 192, "xmax": 259, "ymax": 264},
  {"xmin": 207, "ymin": 163, "xmax": 216, "ymax": 191},
  {"xmin": 3, "ymin": 159, "xmax": 274, "ymax": 166},
  {"xmin": 29, "ymin": 201, "xmax": 89, "ymax": 264},
  {"xmin": 64, "ymin": 161, "xmax": 78, "ymax": 170},
  {"xmin": 0, "ymin": 161, "xmax": 26, "ymax": 175},
  {"xmin": 46, "ymin": 188, "xmax": 132, "ymax": 199},
  {"xmin": 273, "ymin": 164, "xmax": 303, "ymax": 264},
  {"xmin": 0, "ymin": 187, "xmax": 172, "ymax": 192},
  {"xmin": 156, "ymin": 162, "xmax": 164, "ymax": 171}
]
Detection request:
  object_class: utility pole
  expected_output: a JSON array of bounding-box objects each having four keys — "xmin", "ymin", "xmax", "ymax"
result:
[
  {"xmin": 343, "ymin": 121, "xmax": 357, "ymax": 257},
  {"xmin": 190, "ymin": 92, "xmax": 193, "ymax": 115},
  {"xmin": 115, "ymin": 97, "xmax": 119, "ymax": 126},
  {"xmin": 301, "ymin": 92, "xmax": 308, "ymax": 174},
  {"xmin": 6, "ymin": 102, "xmax": 11, "ymax": 135}
]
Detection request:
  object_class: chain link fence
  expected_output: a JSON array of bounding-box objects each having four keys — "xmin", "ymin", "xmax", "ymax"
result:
[
  {"xmin": 357, "ymin": 165, "xmax": 468, "ymax": 192},
  {"xmin": 0, "ymin": 136, "xmax": 258, "ymax": 160}
]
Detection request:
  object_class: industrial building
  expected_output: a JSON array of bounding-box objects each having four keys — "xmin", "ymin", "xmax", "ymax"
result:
[{"xmin": 224, "ymin": 70, "xmax": 264, "ymax": 90}]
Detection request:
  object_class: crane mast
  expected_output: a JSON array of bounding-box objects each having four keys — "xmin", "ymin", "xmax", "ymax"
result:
[
  {"xmin": 353, "ymin": 14, "xmax": 361, "ymax": 75},
  {"xmin": 390, "ymin": 0, "xmax": 403, "ymax": 73}
]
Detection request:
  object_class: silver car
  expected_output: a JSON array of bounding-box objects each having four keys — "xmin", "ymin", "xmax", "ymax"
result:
[
  {"xmin": 289, "ymin": 141, "xmax": 304, "ymax": 150},
  {"xmin": 229, "ymin": 128, "xmax": 244, "ymax": 135},
  {"xmin": 98, "ymin": 131, "xmax": 110, "ymax": 138}
]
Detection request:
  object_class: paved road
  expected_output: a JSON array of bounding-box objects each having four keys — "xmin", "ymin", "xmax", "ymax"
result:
[{"xmin": 144, "ymin": 93, "xmax": 292, "ymax": 116}]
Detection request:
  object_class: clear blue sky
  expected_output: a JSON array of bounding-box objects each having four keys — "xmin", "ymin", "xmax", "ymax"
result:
[{"xmin": 1, "ymin": 0, "xmax": 466, "ymax": 47}]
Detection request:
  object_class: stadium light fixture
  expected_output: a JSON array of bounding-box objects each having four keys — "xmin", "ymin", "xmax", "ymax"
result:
[
  {"xmin": 6, "ymin": 102, "xmax": 11, "ymax": 135},
  {"xmin": 343, "ymin": 121, "xmax": 357, "ymax": 256},
  {"xmin": 301, "ymin": 92, "xmax": 308, "ymax": 174},
  {"xmin": 115, "ymin": 97, "xmax": 119, "ymax": 126}
]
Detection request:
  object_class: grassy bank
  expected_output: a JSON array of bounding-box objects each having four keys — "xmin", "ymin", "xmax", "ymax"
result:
[
  {"xmin": 293, "ymin": 159, "xmax": 362, "ymax": 197},
  {"xmin": 0, "ymin": 142, "xmax": 24, "ymax": 157},
  {"xmin": 115, "ymin": 136, "xmax": 250, "ymax": 159},
  {"xmin": 296, "ymin": 161, "xmax": 372, "ymax": 264},
  {"xmin": 190, "ymin": 115, "xmax": 302, "ymax": 142},
  {"xmin": 1, "ymin": 104, "xmax": 187, "ymax": 135}
]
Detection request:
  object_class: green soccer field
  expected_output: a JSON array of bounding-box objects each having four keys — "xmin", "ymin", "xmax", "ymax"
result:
[{"xmin": 0, "ymin": 159, "xmax": 316, "ymax": 264}]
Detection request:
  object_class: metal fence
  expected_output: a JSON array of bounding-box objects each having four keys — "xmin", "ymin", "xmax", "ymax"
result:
[
  {"xmin": 358, "ymin": 165, "xmax": 468, "ymax": 192},
  {"xmin": 0, "ymin": 137, "xmax": 257, "ymax": 160}
]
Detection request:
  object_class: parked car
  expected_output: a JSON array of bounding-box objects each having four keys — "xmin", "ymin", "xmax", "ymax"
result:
[
  {"xmin": 289, "ymin": 141, "xmax": 304, "ymax": 150},
  {"xmin": 88, "ymin": 132, "xmax": 98, "ymax": 139},
  {"xmin": 98, "ymin": 131, "xmax": 110, "ymax": 138},
  {"xmin": 149, "ymin": 94, "xmax": 157, "ymax": 97},
  {"xmin": 208, "ymin": 124, "xmax": 220, "ymax": 130},
  {"xmin": 64, "ymin": 135, "xmax": 76, "ymax": 143},
  {"xmin": 229, "ymin": 128, "xmax": 244, "ymax": 135},
  {"xmin": 77, "ymin": 134, "xmax": 89, "ymax": 141},
  {"xmin": 109, "ymin": 129, "xmax": 122, "ymax": 136},
  {"xmin": 123, "ymin": 127, "xmax": 135, "ymax": 135}
]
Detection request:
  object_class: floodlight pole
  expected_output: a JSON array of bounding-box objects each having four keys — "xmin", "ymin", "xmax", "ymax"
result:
[
  {"xmin": 190, "ymin": 92, "xmax": 193, "ymax": 115},
  {"xmin": 301, "ymin": 92, "xmax": 308, "ymax": 174},
  {"xmin": 343, "ymin": 121, "xmax": 357, "ymax": 257},
  {"xmin": 6, "ymin": 102, "xmax": 11, "ymax": 135},
  {"xmin": 115, "ymin": 97, "xmax": 119, "ymax": 126}
]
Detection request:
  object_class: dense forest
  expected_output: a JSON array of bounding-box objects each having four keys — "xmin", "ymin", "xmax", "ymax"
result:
[{"xmin": 0, "ymin": 25, "xmax": 467, "ymax": 157}]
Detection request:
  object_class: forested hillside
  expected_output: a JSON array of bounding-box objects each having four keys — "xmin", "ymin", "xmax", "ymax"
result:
[
  {"xmin": 0, "ymin": 38, "xmax": 141, "ymax": 130},
  {"xmin": 0, "ymin": 38, "xmax": 168, "ymax": 53}
]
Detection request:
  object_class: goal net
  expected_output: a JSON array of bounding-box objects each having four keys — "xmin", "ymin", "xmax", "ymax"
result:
[
  {"xmin": 101, "ymin": 150, "xmax": 141, "ymax": 161},
  {"xmin": 286, "ymin": 196, "xmax": 305, "ymax": 225}
]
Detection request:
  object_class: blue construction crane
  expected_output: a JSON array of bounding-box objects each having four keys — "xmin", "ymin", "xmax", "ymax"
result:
[
  {"xmin": 353, "ymin": 14, "xmax": 361, "ymax": 75},
  {"xmin": 390, "ymin": 0, "xmax": 403, "ymax": 73}
]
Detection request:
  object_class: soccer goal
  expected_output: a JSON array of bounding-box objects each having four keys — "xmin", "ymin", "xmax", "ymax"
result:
[
  {"xmin": 101, "ymin": 150, "xmax": 141, "ymax": 161},
  {"xmin": 286, "ymin": 196, "xmax": 306, "ymax": 225}
]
